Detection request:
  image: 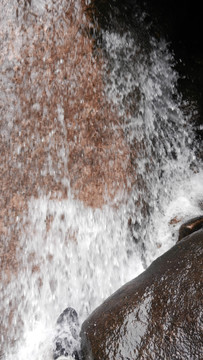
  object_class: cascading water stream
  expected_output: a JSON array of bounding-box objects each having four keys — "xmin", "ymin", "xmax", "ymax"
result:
[{"xmin": 0, "ymin": 1, "xmax": 202, "ymax": 359}]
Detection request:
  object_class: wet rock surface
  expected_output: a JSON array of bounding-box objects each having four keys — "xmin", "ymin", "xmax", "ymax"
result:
[
  {"xmin": 178, "ymin": 215, "xmax": 203, "ymax": 242},
  {"xmin": 81, "ymin": 229, "xmax": 203, "ymax": 359}
]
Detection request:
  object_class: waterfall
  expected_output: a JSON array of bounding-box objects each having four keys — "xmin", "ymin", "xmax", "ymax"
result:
[{"xmin": 0, "ymin": 1, "xmax": 202, "ymax": 359}]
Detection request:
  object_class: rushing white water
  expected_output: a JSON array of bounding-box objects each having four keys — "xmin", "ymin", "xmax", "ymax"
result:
[{"xmin": 1, "ymin": 1, "xmax": 203, "ymax": 360}]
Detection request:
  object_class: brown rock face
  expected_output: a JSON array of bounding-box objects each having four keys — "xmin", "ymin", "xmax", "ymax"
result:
[
  {"xmin": 81, "ymin": 229, "xmax": 203, "ymax": 359},
  {"xmin": 0, "ymin": 0, "xmax": 134, "ymax": 285},
  {"xmin": 0, "ymin": 0, "xmax": 134, "ymax": 353},
  {"xmin": 0, "ymin": 4, "xmax": 133, "ymax": 250},
  {"xmin": 0, "ymin": 0, "xmax": 133, "ymax": 215}
]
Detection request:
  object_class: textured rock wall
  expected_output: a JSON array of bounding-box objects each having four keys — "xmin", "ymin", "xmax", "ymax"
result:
[{"xmin": 0, "ymin": 0, "xmax": 134, "ymax": 352}]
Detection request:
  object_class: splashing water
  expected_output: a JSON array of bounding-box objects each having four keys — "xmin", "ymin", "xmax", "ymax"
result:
[{"xmin": 1, "ymin": 1, "xmax": 202, "ymax": 360}]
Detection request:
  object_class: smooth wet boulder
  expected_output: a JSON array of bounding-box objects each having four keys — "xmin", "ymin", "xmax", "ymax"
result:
[
  {"xmin": 178, "ymin": 215, "xmax": 203, "ymax": 242},
  {"xmin": 81, "ymin": 229, "xmax": 203, "ymax": 359}
]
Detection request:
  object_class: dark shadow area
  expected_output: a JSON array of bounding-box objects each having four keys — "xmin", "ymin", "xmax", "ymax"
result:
[
  {"xmin": 92, "ymin": 0, "xmax": 203, "ymax": 158},
  {"xmin": 132, "ymin": 0, "xmax": 203, "ymax": 156}
]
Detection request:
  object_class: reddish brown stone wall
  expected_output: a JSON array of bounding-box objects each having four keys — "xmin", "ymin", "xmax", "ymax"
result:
[
  {"xmin": 0, "ymin": 1, "xmax": 135, "ymax": 351},
  {"xmin": 0, "ymin": 0, "xmax": 134, "ymax": 263}
]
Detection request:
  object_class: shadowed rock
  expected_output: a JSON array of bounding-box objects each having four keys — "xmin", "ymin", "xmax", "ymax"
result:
[{"xmin": 81, "ymin": 229, "xmax": 203, "ymax": 359}]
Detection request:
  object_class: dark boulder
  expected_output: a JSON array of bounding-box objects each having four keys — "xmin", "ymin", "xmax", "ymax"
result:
[
  {"xmin": 178, "ymin": 215, "xmax": 203, "ymax": 242},
  {"xmin": 81, "ymin": 229, "xmax": 203, "ymax": 359}
]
